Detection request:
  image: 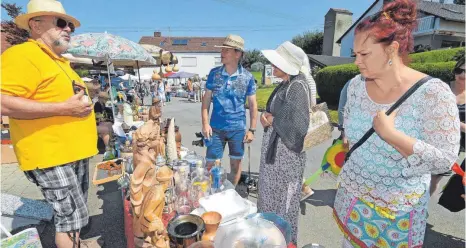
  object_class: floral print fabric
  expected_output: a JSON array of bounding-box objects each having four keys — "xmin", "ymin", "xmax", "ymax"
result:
[
  {"xmin": 334, "ymin": 75, "xmax": 460, "ymax": 247},
  {"xmin": 338, "ymin": 75, "xmax": 460, "ymax": 213}
]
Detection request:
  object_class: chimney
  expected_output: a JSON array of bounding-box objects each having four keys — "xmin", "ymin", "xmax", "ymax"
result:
[{"xmin": 154, "ymin": 31, "xmax": 162, "ymax": 37}]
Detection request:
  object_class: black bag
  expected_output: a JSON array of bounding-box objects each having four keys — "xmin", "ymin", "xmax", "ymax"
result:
[{"xmin": 438, "ymin": 160, "xmax": 465, "ymax": 212}]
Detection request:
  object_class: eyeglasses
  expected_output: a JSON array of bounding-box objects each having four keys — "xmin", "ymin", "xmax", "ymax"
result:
[
  {"xmin": 34, "ymin": 17, "xmax": 75, "ymax": 33},
  {"xmin": 54, "ymin": 18, "xmax": 75, "ymax": 33},
  {"xmin": 454, "ymin": 67, "xmax": 465, "ymax": 75}
]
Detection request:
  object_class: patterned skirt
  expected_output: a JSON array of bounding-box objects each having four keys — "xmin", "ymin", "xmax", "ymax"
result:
[
  {"xmin": 333, "ymin": 187, "xmax": 428, "ymax": 248},
  {"xmin": 257, "ymin": 127, "xmax": 306, "ymax": 245}
]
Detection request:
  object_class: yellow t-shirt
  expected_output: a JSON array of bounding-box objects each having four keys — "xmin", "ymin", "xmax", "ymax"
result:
[{"xmin": 1, "ymin": 39, "xmax": 98, "ymax": 171}]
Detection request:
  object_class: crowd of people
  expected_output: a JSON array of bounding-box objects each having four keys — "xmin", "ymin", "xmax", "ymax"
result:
[{"xmin": 0, "ymin": 0, "xmax": 464, "ymax": 247}]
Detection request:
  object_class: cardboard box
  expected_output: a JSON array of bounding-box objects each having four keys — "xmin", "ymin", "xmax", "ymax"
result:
[{"xmin": 1, "ymin": 144, "xmax": 18, "ymax": 164}]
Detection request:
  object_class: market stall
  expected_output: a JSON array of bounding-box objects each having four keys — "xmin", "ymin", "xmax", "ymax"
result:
[{"xmin": 91, "ymin": 96, "xmax": 295, "ymax": 248}]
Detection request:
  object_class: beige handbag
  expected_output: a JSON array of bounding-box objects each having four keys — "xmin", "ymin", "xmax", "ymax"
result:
[{"xmin": 291, "ymin": 81, "xmax": 334, "ymax": 151}]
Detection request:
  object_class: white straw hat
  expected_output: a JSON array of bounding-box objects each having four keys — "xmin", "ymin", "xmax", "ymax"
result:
[
  {"xmin": 261, "ymin": 41, "xmax": 307, "ymax": 76},
  {"xmin": 15, "ymin": 0, "xmax": 80, "ymax": 31},
  {"xmin": 215, "ymin": 34, "xmax": 245, "ymax": 52}
]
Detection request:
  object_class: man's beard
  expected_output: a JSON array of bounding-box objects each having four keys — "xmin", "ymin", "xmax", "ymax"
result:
[{"xmin": 52, "ymin": 37, "xmax": 71, "ymax": 53}]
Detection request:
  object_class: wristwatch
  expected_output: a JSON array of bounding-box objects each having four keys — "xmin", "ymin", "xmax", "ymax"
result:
[{"xmin": 249, "ymin": 128, "xmax": 256, "ymax": 134}]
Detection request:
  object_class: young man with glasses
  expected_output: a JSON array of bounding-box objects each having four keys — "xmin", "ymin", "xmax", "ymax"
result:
[
  {"xmin": 1, "ymin": 1, "xmax": 99, "ymax": 247},
  {"xmin": 201, "ymin": 34, "xmax": 258, "ymax": 186}
]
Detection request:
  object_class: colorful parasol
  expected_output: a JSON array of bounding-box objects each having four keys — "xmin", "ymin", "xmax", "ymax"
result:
[{"xmin": 67, "ymin": 32, "xmax": 157, "ymax": 66}]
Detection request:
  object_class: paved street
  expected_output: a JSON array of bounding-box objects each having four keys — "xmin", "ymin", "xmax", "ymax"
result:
[{"xmin": 1, "ymin": 97, "xmax": 465, "ymax": 248}]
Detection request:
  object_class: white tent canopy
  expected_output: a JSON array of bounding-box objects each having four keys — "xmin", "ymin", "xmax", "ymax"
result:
[
  {"xmin": 81, "ymin": 77, "xmax": 93, "ymax": 82},
  {"xmin": 119, "ymin": 74, "xmax": 139, "ymax": 81}
]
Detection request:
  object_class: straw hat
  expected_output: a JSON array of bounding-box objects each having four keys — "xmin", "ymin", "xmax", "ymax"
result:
[
  {"xmin": 215, "ymin": 34, "xmax": 245, "ymax": 52},
  {"xmin": 15, "ymin": 0, "xmax": 80, "ymax": 31},
  {"xmin": 261, "ymin": 41, "xmax": 307, "ymax": 76}
]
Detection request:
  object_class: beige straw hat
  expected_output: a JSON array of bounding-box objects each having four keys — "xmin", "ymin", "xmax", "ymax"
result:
[
  {"xmin": 215, "ymin": 34, "xmax": 245, "ymax": 52},
  {"xmin": 15, "ymin": 0, "xmax": 80, "ymax": 31}
]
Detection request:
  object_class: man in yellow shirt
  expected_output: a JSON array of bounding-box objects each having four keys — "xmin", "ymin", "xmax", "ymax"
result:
[{"xmin": 1, "ymin": 1, "xmax": 98, "ymax": 247}]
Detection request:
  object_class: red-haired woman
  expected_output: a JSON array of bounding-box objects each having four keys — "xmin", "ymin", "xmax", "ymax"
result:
[{"xmin": 332, "ymin": 1, "xmax": 460, "ymax": 247}]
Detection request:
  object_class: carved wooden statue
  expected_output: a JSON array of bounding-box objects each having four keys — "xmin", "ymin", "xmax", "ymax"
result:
[{"xmin": 130, "ymin": 97, "xmax": 173, "ymax": 247}]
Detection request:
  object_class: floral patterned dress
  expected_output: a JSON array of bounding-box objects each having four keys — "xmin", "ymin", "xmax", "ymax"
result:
[
  {"xmin": 258, "ymin": 126, "xmax": 306, "ymax": 245},
  {"xmin": 334, "ymin": 75, "xmax": 460, "ymax": 248}
]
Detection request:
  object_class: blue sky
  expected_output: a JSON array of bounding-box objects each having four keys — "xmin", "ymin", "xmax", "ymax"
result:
[{"xmin": 2, "ymin": 0, "xmax": 374, "ymax": 50}]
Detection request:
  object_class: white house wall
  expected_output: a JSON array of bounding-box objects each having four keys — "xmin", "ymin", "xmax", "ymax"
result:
[
  {"xmin": 438, "ymin": 19, "xmax": 465, "ymax": 35},
  {"xmin": 137, "ymin": 52, "xmax": 221, "ymax": 80},
  {"xmin": 339, "ymin": 0, "xmax": 383, "ymax": 57},
  {"xmin": 175, "ymin": 52, "xmax": 221, "ymax": 78}
]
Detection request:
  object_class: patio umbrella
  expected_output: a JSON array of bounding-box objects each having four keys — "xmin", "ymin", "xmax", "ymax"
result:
[{"xmin": 67, "ymin": 32, "xmax": 157, "ymax": 119}]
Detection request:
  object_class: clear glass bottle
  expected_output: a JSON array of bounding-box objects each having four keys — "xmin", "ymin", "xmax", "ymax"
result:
[{"xmin": 192, "ymin": 167, "xmax": 211, "ymax": 196}]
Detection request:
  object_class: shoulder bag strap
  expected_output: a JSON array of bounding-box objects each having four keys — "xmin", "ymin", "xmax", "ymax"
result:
[{"xmin": 344, "ymin": 76, "xmax": 432, "ymax": 162}]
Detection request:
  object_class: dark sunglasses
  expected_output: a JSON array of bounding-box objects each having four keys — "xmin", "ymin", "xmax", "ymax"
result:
[
  {"xmin": 454, "ymin": 67, "xmax": 465, "ymax": 75},
  {"xmin": 55, "ymin": 18, "xmax": 75, "ymax": 33}
]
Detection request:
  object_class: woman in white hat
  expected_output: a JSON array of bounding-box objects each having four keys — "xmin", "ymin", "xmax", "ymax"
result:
[{"xmin": 258, "ymin": 41, "xmax": 317, "ymax": 245}]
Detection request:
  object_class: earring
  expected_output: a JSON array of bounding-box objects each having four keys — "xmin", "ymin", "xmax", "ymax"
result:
[{"xmin": 388, "ymin": 59, "xmax": 393, "ymax": 66}]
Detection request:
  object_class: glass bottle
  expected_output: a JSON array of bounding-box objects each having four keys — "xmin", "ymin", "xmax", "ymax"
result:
[
  {"xmin": 210, "ymin": 160, "xmax": 225, "ymax": 194},
  {"xmin": 192, "ymin": 167, "xmax": 211, "ymax": 196}
]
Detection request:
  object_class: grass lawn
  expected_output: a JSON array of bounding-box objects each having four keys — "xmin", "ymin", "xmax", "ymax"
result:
[
  {"xmin": 255, "ymin": 87, "xmax": 339, "ymax": 124},
  {"xmin": 251, "ymin": 71, "xmax": 262, "ymax": 83}
]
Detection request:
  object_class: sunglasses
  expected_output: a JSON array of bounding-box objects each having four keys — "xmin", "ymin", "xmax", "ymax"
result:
[
  {"xmin": 55, "ymin": 18, "xmax": 75, "ymax": 33},
  {"xmin": 454, "ymin": 67, "xmax": 465, "ymax": 75}
]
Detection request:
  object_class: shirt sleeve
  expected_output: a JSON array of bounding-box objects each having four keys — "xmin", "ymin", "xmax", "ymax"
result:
[
  {"xmin": 206, "ymin": 69, "xmax": 215, "ymax": 91},
  {"xmin": 1, "ymin": 49, "xmax": 41, "ymax": 98},
  {"xmin": 246, "ymin": 76, "xmax": 257, "ymax": 96},
  {"xmin": 402, "ymin": 80, "xmax": 460, "ymax": 177},
  {"xmin": 338, "ymin": 80, "xmax": 351, "ymax": 127}
]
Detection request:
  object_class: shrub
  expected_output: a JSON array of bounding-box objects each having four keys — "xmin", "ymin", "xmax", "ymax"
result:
[
  {"xmin": 315, "ymin": 61, "xmax": 455, "ymax": 105},
  {"xmin": 315, "ymin": 63, "xmax": 359, "ymax": 106},
  {"xmin": 410, "ymin": 47, "xmax": 464, "ymax": 63},
  {"xmin": 410, "ymin": 61, "xmax": 455, "ymax": 83}
]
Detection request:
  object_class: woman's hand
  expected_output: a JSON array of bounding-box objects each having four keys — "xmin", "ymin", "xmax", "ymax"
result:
[
  {"xmin": 265, "ymin": 113, "xmax": 274, "ymax": 124},
  {"xmin": 260, "ymin": 112, "xmax": 272, "ymax": 128},
  {"xmin": 373, "ymin": 110, "xmax": 398, "ymax": 141}
]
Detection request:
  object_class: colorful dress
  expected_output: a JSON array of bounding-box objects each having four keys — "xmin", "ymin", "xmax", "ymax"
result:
[{"xmin": 334, "ymin": 75, "xmax": 460, "ymax": 248}]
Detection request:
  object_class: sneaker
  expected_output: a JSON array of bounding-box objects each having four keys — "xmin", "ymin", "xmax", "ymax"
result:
[
  {"xmin": 80, "ymin": 239, "xmax": 103, "ymax": 248},
  {"xmin": 301, "ymin": 185, "xmax": 314, "ymax": 201}
]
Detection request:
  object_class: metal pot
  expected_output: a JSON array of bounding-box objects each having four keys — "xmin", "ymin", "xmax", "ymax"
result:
[{"xmin": 168, "ymin": 214, "xmax": 205, "ymax": 248}]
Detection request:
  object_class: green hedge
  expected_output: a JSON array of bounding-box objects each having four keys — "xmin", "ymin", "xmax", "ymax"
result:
[
  {"xmin": 315, "ymin": 63, "xmax": 359, "ymax": 106},
  {"xmin": 410, "ymin": 47, "xmax": 463, "ymax": 63},
  {"xmin": 411, "ymin": 61, "xmax": 455, "ymax": 82},
  {"xmin": 315, "ymin": 61, "xmax": 456, "ymax": 106}
]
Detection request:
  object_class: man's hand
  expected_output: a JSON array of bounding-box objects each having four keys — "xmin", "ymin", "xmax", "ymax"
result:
[
  {"xmin": 243, "ymin": 131, "xmax": 254, "ymax": 143},
  {"xmin": 63, "ymin": 91, "xmax": 93, "ymax": 118},
  {"xmin": 202, "ymin": 124, "xmax": 213, "ymax": 139}
]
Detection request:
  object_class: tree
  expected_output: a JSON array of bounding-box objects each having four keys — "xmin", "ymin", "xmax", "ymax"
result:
[
  {"xmin": 241, "ymin": 49, "xmax": 268, "ymax": 70},
  {"xmin": 454, "ymin": 0, "xmax": 465, "ymax": 5},
  {"xmin": 1, "ymin": 2, "xmax": 29, "ymax": 46},
  {"xmin": 291, "ymin": 30, "xmax": 323, "ymax": 55}
]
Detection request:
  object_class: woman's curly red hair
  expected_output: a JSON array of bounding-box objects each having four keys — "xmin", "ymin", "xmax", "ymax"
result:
[{"xmin": 355, "ymin": 0, "xmax": 418, "ymax": 63}]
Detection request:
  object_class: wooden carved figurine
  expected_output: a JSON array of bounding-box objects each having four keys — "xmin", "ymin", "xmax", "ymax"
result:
[{"xmin": 130, "ymin": 97, "xmax": 174, "ymax": 247}]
